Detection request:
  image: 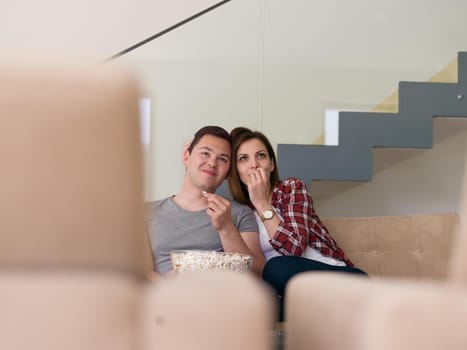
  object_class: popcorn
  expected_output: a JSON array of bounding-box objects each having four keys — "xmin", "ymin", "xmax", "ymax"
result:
[{"xmin": 170, "ymin": 250, "xmax": 253, "ymax": 273}]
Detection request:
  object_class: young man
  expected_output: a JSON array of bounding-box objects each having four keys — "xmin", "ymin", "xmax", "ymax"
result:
[{"xmin": 146, "ymin": 126, "xmax": 265, "ymax": 278}]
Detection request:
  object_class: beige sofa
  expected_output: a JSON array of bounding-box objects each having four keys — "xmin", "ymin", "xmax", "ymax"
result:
[{"xmin": 323, "ymin": 213, "xmax": 458, "ymax": 279}]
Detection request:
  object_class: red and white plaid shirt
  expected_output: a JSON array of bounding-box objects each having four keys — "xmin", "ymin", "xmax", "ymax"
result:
[{"xmin": 264, "ymin": 177, "xmax": 353, "ymax": 266}]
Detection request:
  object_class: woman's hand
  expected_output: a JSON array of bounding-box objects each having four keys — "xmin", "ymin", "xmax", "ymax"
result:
[{"xmin": 245, "ymin": 167, "xmax": 271, "ymax": 209}]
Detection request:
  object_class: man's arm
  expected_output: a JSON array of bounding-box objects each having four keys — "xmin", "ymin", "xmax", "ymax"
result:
[
  {"xmin": 144, "ymin": 230, "xmax": 164, "ymax": 281},
  {"xmin": 203, "ymin": 192, "xmax": 265, "ymax": 276},
  {"xmin": 240, "ymin": 231, "xmax": 266, "ymax": 276},
  {"xmin": 219, "ymin": 226, "xmax": 265, "ymax": 276}
]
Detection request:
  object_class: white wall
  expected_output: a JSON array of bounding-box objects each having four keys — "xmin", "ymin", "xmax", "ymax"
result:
[
  {"xmin": 315, "ymin": 121, "xmax": 467, "ymax": 218},
  {"xmin": 2, "ymin": 0, "xmax": 221, "ymax": 56},
  {"xmin": 128, "ymin": 0, "xmax": 265, "ymax": 199}
]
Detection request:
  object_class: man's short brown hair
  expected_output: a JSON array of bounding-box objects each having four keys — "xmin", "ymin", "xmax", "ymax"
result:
[{"xmin": 187, "ymin": 125, "xmax": 232, "ymax": 154}]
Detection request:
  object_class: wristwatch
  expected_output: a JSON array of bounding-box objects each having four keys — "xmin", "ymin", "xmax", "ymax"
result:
[{"xmin": 260, "ymin": 209, "xmax": 275, "ymax": 222}]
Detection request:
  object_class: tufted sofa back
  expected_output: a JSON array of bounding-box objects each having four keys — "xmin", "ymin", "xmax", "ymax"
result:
[{"xmin": 323, "ymin": 213, "xmax": 458, "ymax": 279}]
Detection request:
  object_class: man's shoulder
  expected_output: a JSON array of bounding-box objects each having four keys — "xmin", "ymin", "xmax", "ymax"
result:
[
  {"xmin": 146, "ymin": 197, "xmax": 169, "ymax": 207},
  {"xmin": 145, "ymin": 197, "xmax": 171, "ymax": 218}
]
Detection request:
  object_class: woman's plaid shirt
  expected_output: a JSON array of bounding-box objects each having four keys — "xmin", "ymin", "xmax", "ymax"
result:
[{"xmin": 267, "ymin": 177, "xmax": 353, "ymax": 266}]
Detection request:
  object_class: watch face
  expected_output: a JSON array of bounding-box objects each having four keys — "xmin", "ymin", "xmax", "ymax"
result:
[{"xmin": 263, "ymin": 210, "xmax": 273, "ymax": 219}]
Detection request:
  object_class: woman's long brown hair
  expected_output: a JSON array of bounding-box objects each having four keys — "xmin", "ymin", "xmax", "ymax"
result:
[{"xmin": 228, "ymin": 127, "xmax": 280, "ymax": 205}]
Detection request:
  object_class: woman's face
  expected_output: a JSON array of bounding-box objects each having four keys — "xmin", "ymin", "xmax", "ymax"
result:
[{"xmin": 236, "ymin": 138, "xmax": 274, "ymax": 185}]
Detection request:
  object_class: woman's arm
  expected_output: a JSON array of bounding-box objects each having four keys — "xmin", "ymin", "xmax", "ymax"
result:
[
  {"xmin": 269, "ymin": 178, "xmax": 341, "ymax": 258},
  {"xmin": 248, "ymin": 176, "xmax": 311, "ymax": 256},
  {"xmin": 267, "ymin": 178, "xmax": 311, "ymax": 256}
]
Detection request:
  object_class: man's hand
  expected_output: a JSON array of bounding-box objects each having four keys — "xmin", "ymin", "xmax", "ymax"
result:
[{"xmin": 202, "ymin": 192, "xmax": 235, "ymax": 233}]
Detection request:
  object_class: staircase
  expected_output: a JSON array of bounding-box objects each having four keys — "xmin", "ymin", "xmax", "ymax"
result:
[{"xmin": 277, "ymin": 52, "xmax": 467, "ymax": 195}]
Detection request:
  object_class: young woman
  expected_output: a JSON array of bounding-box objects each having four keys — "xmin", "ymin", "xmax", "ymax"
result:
[{"xmin": 228, "ymin": 127, "xmax": 367, "ymax": 317}]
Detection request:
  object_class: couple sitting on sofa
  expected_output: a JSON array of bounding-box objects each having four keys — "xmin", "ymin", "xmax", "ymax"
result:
[{"xmin": 146, "ymin": 125, "xmax": 367, "ymax": 311}]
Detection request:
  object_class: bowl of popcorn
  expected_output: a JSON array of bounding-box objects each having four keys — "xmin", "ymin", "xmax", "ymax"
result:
[{"xmin": 170, "ymin": 250, "xmax": 253, "ymax": 273}]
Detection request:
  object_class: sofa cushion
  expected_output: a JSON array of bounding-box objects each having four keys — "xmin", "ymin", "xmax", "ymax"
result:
[{"xmin": 323, "ymin": 213, "xmax": 457, "ymax": 278}]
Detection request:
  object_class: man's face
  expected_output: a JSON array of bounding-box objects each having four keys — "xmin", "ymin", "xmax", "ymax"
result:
[{"xmin": 183, "ymin": 134, "xmax": 231, "ymax": 192}]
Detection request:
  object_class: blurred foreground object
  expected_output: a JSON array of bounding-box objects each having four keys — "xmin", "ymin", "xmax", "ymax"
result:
[
  {"xmin": 0, "ymin": 54, "xmax": 146, "ymax": 273},
  {"xmin": 0, "ymin": 55, "xmax": 276, "ymax": 350},
  {"xmin": 0, "ymin": 55, "xmax": 145, "ymax": 350},
  {"xmin": 141, "ymin": 271, "xmax": 276, "ymax": 350}
]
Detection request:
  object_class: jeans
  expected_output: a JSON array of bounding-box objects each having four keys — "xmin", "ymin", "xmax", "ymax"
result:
[{"xmin": 262, "ymin": 255, "xmax": 368, "ymax": 321}]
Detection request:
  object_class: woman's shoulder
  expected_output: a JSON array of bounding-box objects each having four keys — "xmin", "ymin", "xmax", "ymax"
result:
[{"xmin": 277, "ymin": 177, "xmax": 308, "ymax": 190}]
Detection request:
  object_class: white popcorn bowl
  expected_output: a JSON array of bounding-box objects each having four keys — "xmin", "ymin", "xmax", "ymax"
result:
[{"xmin": 170, "ymin": 250, "xmax": 253, "ymax": 273}]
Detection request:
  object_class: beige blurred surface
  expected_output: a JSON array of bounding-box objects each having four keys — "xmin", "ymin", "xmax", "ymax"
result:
[
  {"xmin": 0, "ymin": 55, "xmax": 146, "ymax": 276},
  {"xmin": 0, "ymin": 56, "xmax": 146, "ymax": 350},
  {"xmin": 0, "ymin": 272, "xmax": 141, "ymax": 350},
  {"xmin": 140, "ymin": 271, "xmax": 276, "ymax": 350},
  {"xmin": 286, "ymin": 274, "xmax": 467, "ymax": 350},
  {"xmin": 0, "ymin": 56, "xmax": 276, "ymax": 350}
]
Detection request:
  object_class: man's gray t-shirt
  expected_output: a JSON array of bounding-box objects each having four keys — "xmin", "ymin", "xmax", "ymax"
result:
[{"xmin": 146, "ymin": 196, "xmax": 258, "ymax": 274}]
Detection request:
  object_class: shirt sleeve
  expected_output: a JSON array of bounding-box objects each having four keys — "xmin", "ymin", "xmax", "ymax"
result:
[
  {"xmin": 231, "ymin": 201, "xmax": 259, "ymax": 234},
  {"xmin": 269, "ymin": 178, "xmax": 316, "ymax": 256}
]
